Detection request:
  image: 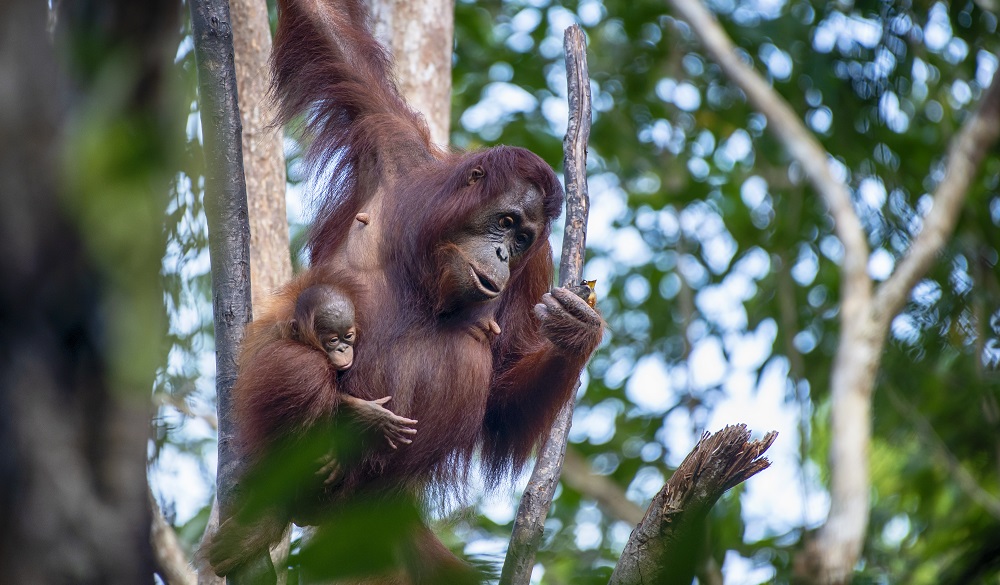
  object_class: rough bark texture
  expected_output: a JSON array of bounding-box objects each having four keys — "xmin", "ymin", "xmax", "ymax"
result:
[
  {"xmin": 188, "ymin": 0, "xmax": 256, "ymax": 583},
  {"xmin": 369, "ymin": 0, "xmax": 454, "ymax": 145},
  {"xmin": 608, "ymin": 426, "xmax": 777, "ymax": 585},
  {"xmin": 0, "ymin": 0, "xmax": 177, "ymax": 583},
  {"xmin": 499, "ymin": 25, "xmax": 592, "ymax": 585},
  {"xmin": 231, "ymin": 0, "xmax": 293, "ymax": 580},
  {"xmin": 198, "ymin": 502, "xmax": 225, "ymax": 585},
  {"xmin": 232, "ymin": 0, "xmax": 292, "ymax": 308},
  {"xmin": 666, "ymin": 2, "xmax": 1000, "ymax": 583}
]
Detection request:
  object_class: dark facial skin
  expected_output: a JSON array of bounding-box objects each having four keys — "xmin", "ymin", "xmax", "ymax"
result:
[
  {"xmin": 314, "ymin": 299, "xmax": 357, "ymax": 370},
  {"xmin": 292, "ymin": 286, "xmax": 357, "ymax": 370},
  {"xmin": 443, "ymin": 179, "xmax": 546, "ymax": 307}
]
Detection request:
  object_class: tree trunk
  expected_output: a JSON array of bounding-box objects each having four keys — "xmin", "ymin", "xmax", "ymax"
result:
[
  {"xmin": 369, "ymin": 0, "xmax": 454, "ymax": 145},
  {"xmin": 188, "ymin": 0, "xmax": 256, "ymax": 583},
  {"xmin": 232, "ymin": 0, "xmax": 292, "ymax": 308},
  {"xmin": 666, "ymin": 3, "xmax": 1000, "ymax": 582},
  {"xmin": 0, "ymin": 0, "xmax": 178, "ymax": 583},
  {"xmin": 231, "ymin": 0, "xmax": 293, "ymax": 580}
]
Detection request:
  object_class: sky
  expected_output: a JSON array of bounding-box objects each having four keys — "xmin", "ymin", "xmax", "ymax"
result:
[{"xmin": 144, "ymin": 4, "xmax": 966, "ymax": 582}]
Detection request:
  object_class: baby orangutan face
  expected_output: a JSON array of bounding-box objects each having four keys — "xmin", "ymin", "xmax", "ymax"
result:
[
  {"xmin": 292, "ymin": 285, "xmax": 357, "ymax": 371},
  {"xmin": 316, "ymin": 302, "xmax": 356, "ymax": 370}
]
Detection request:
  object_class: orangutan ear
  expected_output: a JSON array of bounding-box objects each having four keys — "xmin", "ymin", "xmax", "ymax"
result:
[{"xmin": 467, "ymin": 166, "xmax": 485, "ymax": 185}]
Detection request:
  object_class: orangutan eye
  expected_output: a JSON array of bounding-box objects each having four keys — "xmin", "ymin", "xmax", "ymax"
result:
[
  {"xmin": 515, "ymin": 232, "xmax": 530, "ymax": 247},
  {"xmin": 499, "ymin": 215, "xmax": 515, "ymax": 229}
]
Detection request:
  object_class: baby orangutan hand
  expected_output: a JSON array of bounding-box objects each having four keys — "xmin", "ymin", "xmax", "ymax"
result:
[{"xmin": 341, "ymin": 394, "xmax": 418, "ymax": 449}]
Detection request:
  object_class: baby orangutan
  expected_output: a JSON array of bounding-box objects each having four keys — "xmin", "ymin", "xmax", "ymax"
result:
[
  {"xmin": 206, "ymin": 281, "xmax": 417, "ymax": 578},
  {"xmin": 289, "ymin": 284, "xmax": 418, "ymax": 456}
]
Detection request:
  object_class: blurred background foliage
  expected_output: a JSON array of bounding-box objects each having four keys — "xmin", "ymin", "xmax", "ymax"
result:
[{"xmin": 151, "ymin": 0, "xmax": 1000, "ymax": 583}]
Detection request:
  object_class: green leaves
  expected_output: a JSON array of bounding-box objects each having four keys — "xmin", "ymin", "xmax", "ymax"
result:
[{"xmin": 450, "ymin": 0, "xmax": 1000, "ymax": 581}]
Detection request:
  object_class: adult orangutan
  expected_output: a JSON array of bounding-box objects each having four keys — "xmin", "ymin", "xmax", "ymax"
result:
[{"xmin": 209, "ymin": 0, "xmax": 604, "ymax": 581}]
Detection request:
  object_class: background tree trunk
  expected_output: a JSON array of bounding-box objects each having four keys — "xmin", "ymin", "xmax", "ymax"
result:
[
  {"xmin": 0, "ymin": 0, "xmax": 178, "ymax": 583},
  {"xmin": 232, "ymin": 0, "xmax": 292, "ymax": 308},
  {"xmin": 369, "ymin": 0, "xmax": 454, "ymax": 145},
  {"xmin": 666, "ymin": 2, "xmax": 1000, "ymax": 582},
  {"xmin": 232, "ymin": 0, "xmax": 293, "ymax": 580}
]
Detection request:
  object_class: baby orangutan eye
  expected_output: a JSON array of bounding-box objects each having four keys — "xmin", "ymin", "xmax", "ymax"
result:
[{"xmin": 498, "ymin": 215, "xmax": 515, "ymax": 229}]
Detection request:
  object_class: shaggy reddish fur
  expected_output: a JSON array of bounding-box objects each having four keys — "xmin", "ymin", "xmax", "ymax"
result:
[
  {"xmin": 213, "ymin": 0, "xmax": 604, "ymax": 581},
  {"xmin": 232, "ymin": 265, "xmax": 367, "ymax": 463}
]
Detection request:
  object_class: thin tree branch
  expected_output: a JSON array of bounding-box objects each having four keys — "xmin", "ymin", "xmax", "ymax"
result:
[
  {"xmin": 151, "ymin": 491, "xmax": 198, "ymax": 585},
  {"xmin": 187, "ymin": 0, "xmax": 257, "ymax": 582},
  {"xmin": 885, "ymin": 388, "xmax": 1000, "ymax": 521},
  {"xmin": 608, "ymin": 425, "xmax": 777, "ymax": 585},
  {"xmin": 874, "ymin": 66, "xmax": 1000, "ymax": 322},
  {"xmin": 665, "ymin": 0, "xmax": 869, "ymax": 287},
  {"xmin": 561, "ymin": 448, "xmax": 645, "ymax": 525},
  {"xmin": 499, "ymin": 24, "xmax": 592, "ymax": 585}
]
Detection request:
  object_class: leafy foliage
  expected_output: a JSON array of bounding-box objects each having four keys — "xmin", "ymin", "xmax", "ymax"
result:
[
  {"xmin": 153, "ymin": 0, "xmax": 1000, "ymax": 583},
  {"xmin": 450, "ymin": 0, "xmax": 1000, "ymax": 582}
]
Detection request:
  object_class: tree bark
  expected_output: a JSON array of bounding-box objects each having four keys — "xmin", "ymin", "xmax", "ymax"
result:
[
  {"xmin": 0, "ymin": 0, "xmax": 177, "ymax": 583},
  {"xmin": 230, "ymin": 0, "xmax": 293, "ymax": 580},
  {"xmin": 666, "ymin": 2, "xmax": 1000, "ymax": 582},
  {"xmin": 369, "ymin": 0, "xmax": 454, "ymax": 145},
  {"xmin": 188, "ymin": 0, "xmax": 256, "ymax": 583},
  {"xmin": 500, "ymin": 25, "xmax": 592, "ymax": 585},
  {"xmin": 608, "ymin": 426, "xmax": 776, "ymax": 585},
  {"xmin": 232, "ymin": 0, "xmax": 292, "ymax": 308}
]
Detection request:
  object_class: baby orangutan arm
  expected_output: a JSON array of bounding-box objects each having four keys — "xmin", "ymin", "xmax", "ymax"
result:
[
  {"xmin": 315, "ymin": 396, "xmax": 417, "ymax": 486},
  {"xmin": 342, "ymin": 395, "xmax": 417, "ymax": 449}
]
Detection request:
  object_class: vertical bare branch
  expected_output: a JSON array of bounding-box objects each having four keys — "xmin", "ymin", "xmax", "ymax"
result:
[{"xmin": 500, "ymin": 25, "xmax": 592, "ymax": 585}]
